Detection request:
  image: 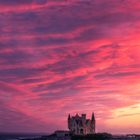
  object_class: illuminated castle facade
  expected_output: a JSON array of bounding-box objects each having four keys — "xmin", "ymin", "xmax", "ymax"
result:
[{"xmin": 68, "ymin": 113, "xmax": 95, "ymax": 135}]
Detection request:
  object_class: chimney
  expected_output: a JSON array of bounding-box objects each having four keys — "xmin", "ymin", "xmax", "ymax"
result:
[{"xmin": 82, "ymin": 114, "xmax": 86, "ymax": 119}]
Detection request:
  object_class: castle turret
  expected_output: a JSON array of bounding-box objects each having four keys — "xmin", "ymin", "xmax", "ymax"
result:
[
  {"xmin": 68, "ymin": 114, "xmax": 71, "ymax": 120},
  {"xmin": 68, "ymin": 114, "xmax": 71, "ymax": 129},
  {"xmin": 91, "ymin": 112, "xmax": 95, "ymax": 133},
  {"xmin": 91, "ymin": 112, "xmax": 95, "ymax": 122}
]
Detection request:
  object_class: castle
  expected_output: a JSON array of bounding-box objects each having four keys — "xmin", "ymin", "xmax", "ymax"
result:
[{"xmin": 68, "ymin": 113, "xmax": 95, "ymax": 135}]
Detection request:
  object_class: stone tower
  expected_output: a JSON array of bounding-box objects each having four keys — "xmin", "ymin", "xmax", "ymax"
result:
[{"xmin": 68, "ymin": 113, "xmax": 95, "ymax": 135}]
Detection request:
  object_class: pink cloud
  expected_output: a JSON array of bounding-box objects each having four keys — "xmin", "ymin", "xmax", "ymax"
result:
[{"xmin": 0, "ymin": 0, "xmax": 140, "ymax": 134}]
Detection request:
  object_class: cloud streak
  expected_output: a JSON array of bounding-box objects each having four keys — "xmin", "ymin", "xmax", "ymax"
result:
[{"xmin": 0, "ymin": 0, "xmax": 140, "ymax": 134}]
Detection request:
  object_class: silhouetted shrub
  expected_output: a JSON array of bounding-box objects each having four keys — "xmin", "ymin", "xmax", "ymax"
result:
[{"xmin": 72, "ymin": 133, "xmax": 112, "ymax": 140}]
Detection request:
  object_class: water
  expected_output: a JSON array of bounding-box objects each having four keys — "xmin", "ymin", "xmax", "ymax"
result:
[{"xmin": 0, "ymin": 133, "xmax": 43, "ymax": 140}]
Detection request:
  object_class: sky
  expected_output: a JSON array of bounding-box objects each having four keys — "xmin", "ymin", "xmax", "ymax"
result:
[{"xmin": 0, "ymin": 0, "xmax": 140, "ymax": 134}]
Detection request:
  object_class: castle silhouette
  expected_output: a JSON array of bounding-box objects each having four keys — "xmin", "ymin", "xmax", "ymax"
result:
[{"xmin": 68, "ymin": 113, "xmax": 95, "ymax": 135}]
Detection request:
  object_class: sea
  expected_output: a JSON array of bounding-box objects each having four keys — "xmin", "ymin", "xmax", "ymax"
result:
[{"xmin": 0, "ymin": 133, "xmax": 44, "ymax": 140}]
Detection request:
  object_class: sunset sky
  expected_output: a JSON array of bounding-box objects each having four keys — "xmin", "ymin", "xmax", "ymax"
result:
[{"xmin": 0, "ymin": 0, "xmax": 140, "ymax": 134}]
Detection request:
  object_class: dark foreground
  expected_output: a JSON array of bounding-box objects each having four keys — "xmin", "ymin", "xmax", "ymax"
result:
[{"xmin": 0, "ymin": 132, "xmax": 140, "ymax": 140}]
